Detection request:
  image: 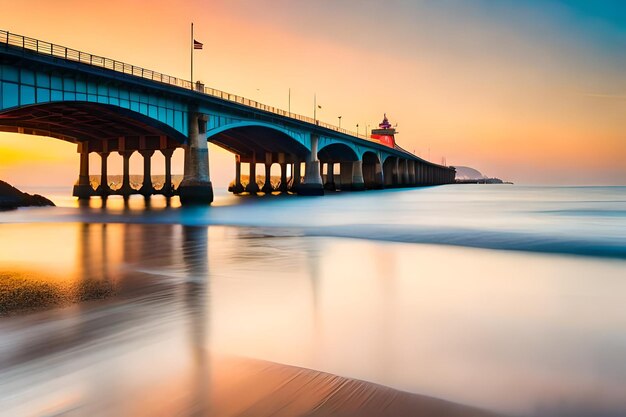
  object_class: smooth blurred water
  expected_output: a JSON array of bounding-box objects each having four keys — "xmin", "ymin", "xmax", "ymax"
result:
[
  {"xmin": 1, "ymin": 185, "xmax": 626, "ymax": 416},
  {"xmin": 8, "ymin": 185, "xmax": 626, "ymax": 258}
]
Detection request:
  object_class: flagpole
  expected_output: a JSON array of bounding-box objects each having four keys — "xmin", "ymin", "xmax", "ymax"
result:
[{"xmin": 191, "ymin": 22, "xmax": 194, "ymax": 87}]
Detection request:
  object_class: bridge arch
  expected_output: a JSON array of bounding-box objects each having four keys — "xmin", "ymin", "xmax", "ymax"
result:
[
  {"xmin": 0, "ymin": 101, "xmax": 188, "ymax": 145},
  {"xmin": 317, "ymin": 143, "xmax": 359, "ymax": 162},
  {"xmin": 206, "ymin": 122, "xmax": 309, "ymax": 162},
  {"xmin": 317, "ymin": 143, "xmax": 360, "ymax": 191}
]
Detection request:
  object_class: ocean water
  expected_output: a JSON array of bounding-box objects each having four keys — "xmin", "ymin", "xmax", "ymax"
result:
[{"xmin": 1, "ymin": 185, "xmax": 625, "ymax": 416}]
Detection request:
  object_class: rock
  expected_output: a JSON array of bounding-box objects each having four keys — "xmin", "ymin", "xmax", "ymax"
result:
[{"xmin": 0, "ymin": 180, "xmax": 55, "ymax": 209}]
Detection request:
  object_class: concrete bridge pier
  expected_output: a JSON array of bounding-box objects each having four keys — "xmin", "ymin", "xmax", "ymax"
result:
[
  {"xmin": 161, "ymin": 149, "xmax": 175, "ymax": 197},
  {"xmin": 245, "ymin": 153, "xmax": 260, "ymax": 194},
  {"xmin": 351, "ymin": 161, "xmax": 366, "ymax": 191},
  {"xmin": 119, "ymin": 150, "xmax": 134, "ymax": 196},
  {"xmin": 298, "ymin": 134, "xmax": 324, "ymax": 196},
  {"xmin": 73, "ymin": 141, "xmax": 93, "ymax": 199},
  {"xmin": 179, "ymin": 112, "xmax": 213, "ymax": 204},
  {"xmin": 278, "ymin": 153, "xmax": 289, "ymax": 193},
  {"xmin": 290, "ymin": 161, "xmax": 302, "ymax": 192},
  {"xmin": 362, "ymin": 154, "xmax": 384, "ymax": 190},
  {"xmin": 279, "ymin": 162, "xmax": 289, "ymax": 192},
  {"xmin": 231, "ymin": 155, "xmax": 245, "ymax": 194},
  {"xmin": 376, "ymin": 168, "xmax": 385, "ymax": 189},
  {"xmin": 139, "ymin": 150, "xmax": 155, "ymax": 197},
  {"xmin": 393, "ymin": 159, "xmax": 400, "ymax": 187},
  {"xmin": 339, "ymin": 162, "xmax": 352, "ymax": 190},
  {"xmin": 401, "ymin": 160, "xmax": 410, "ymax": 186},
  {"xmin": 408, "ymin": 161, "xmax": 416, "ymax": 186},
  {"xmin": 96, "ymin": 152, "xmax": 111, "ymax": 197},
  {"xmin": 324, "ymin": 162, "xmax": 336, "ymax": 191},
  {"xmin": 262, "ymin": 152, "xmax": 273, "ymax": 194}
]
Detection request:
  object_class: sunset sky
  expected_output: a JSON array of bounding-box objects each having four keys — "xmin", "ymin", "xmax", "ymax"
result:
[{"xmin": 1, "ymin": 0, "xmax": 625, "ymax": 187}]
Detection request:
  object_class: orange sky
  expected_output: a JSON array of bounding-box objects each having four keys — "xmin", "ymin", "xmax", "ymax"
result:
[{"xmin": 1, "ymin": 0, "xmax": 625, "ymax": 186}]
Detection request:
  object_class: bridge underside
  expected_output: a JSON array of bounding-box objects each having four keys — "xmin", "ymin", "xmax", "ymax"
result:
[
  {"xmin": 317, "ymin": 143, "xmax": 358, "ymax": 162},
  {"xmin": 209, "ymin": 126, "xmax": 308, "ymax": 163},
  {"xmin": 0, "ymin": 102, "xmax": 186, "ymax": 145}
]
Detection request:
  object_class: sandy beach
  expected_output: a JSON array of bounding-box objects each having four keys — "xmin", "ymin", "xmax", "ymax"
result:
[
  {"xmin": 206, "ymin": 357, "xmax": 502, "ymax": 417},
  {"xmin": 83, "ymin": 354, "xmax": 503, "ymax": 417}
]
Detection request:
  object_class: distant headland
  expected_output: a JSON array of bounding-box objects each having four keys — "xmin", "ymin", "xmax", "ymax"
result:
[
  {"xmin": 453, "ymin": 166, "xmax": 512, "ymax": 184},
  {"xmin": 0, "ymin": 180, "xmax": 55, "ymax": 209}
]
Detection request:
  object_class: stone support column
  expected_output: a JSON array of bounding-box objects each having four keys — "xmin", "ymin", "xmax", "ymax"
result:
[
  {"xmin": 279, "ymin": 162, "xmax": 288, "ymax": 193},
  {"xmin": 340, "ymin": 162, "xmax": 353, "ymax": 190},
  {"xmin": 393, "ymin": 158, "xmax": 400, "ymax": 187},
  {"xmin": 246, "ymin": 153, "xmax": 260, "ymax": 194},
  {"xmin": 261, "ymin": 152, "xmax": 273, "ymax": 194},
  {"xmin": 351, "ymin": 160, "xmax": 365, "ymax": 191},
  {"xmin": 232, "ymin": 155, "xmax": 244, "ymax": 194},
  {"xmin": 73, "ymin": 141, "xmax": 92, "ymax": 199},
  {"xmin": 263, "ymin": 163, "xmax": 273, "ymax": 193},
  {"xmin": 408, "ymin": 161, "xmax": 416, "ymax": 186},
  {"xmin": 290, "ymin": 161, "xmax": 302, "ymax": 192},
  {"xmin": 402, "ymin": 160, "xmax": 410, "ymax": 186},
  {"xmin": 119, "ymin": 150, "xmax": 134, "ymax": 196},
  {"xmin": 373, "ymin": 160, "xmax": 384, "ymax": 189},
  {"xmin": 96, "ymin": 152, "xmax": 111, "ymax": 196},
  {"xmin": 179, "ymin": 112, "xmax": 213, "ymax": 204},
  {"xmin": 161, "ymin": 149, "xmax": 174, "ymax": 197},
  {"xmin": 324, "ymin": 162, "xmax": 336, "ymax": 191},
  {"xmin": 298, "ymin": 134, "xmax": 324, "ymax": 196},
  {"xmin": 140, "ymin": 150, "xmax": 155, "ymax": 196}
]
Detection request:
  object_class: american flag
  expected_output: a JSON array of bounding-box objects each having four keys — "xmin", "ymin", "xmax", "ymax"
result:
[{"xmin": 194, "ymin": 40, "xmax": 203, "ymax": 50}]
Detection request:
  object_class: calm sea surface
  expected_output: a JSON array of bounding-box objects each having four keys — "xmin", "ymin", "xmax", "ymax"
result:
[{"xmin": 1, "ymin": 185, "xmax": 625, "ymax": 416}]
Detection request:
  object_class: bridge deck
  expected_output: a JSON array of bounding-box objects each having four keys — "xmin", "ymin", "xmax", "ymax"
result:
[{"xmin": 0, "ymin": 29, "xmax": 374, "ymax": 143}]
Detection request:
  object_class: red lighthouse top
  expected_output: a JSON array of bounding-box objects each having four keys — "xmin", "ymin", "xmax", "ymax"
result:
[
  {"xmin": 371, "ymin": 113, "xmax": 396, "ymax": 148},
  {"xmin": 379, "ymin": 113, "xmax": 392, "ymax": 129}
]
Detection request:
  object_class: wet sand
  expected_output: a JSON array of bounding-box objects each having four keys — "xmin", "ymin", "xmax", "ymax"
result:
[
  {"xmin": 213, "ymin": 357, "xmax": 502, "ymax": 417},
  {"xmin": 110, "ymin": 355, "xmax": 503, "ymax": 417}
]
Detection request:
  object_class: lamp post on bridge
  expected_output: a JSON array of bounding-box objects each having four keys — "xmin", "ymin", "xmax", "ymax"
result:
[
  {"xmin": 313, "ymin": 94, "xmax": 321, "ymax": 124},
  {"xmin": 338, "ymin": 116, "xmax": 342, "ymax": 129}
]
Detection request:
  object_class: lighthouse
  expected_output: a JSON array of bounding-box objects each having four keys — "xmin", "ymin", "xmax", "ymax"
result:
[{"xmin": 370, "ymin": 114, "xmax": 396, "ymax": 148}]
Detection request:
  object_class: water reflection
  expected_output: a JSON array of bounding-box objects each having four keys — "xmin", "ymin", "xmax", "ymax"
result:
[
  {"xmin": 1, "ymin": 222, "xmax": 626, "ymax": 416},
  {"xmin": 183, "ymin": 226, "xmax": 211, "ymax": 417}
]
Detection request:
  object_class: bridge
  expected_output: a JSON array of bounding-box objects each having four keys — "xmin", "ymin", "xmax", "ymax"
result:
[{"xmin": 0, "ymin": 30, "xmax": 455, "ymax": 204}]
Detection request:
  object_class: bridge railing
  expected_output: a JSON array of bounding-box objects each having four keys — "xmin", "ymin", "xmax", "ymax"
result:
[{"xmin": 1, "ymin": 29, "xmax": 413, "ymax": 154}]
